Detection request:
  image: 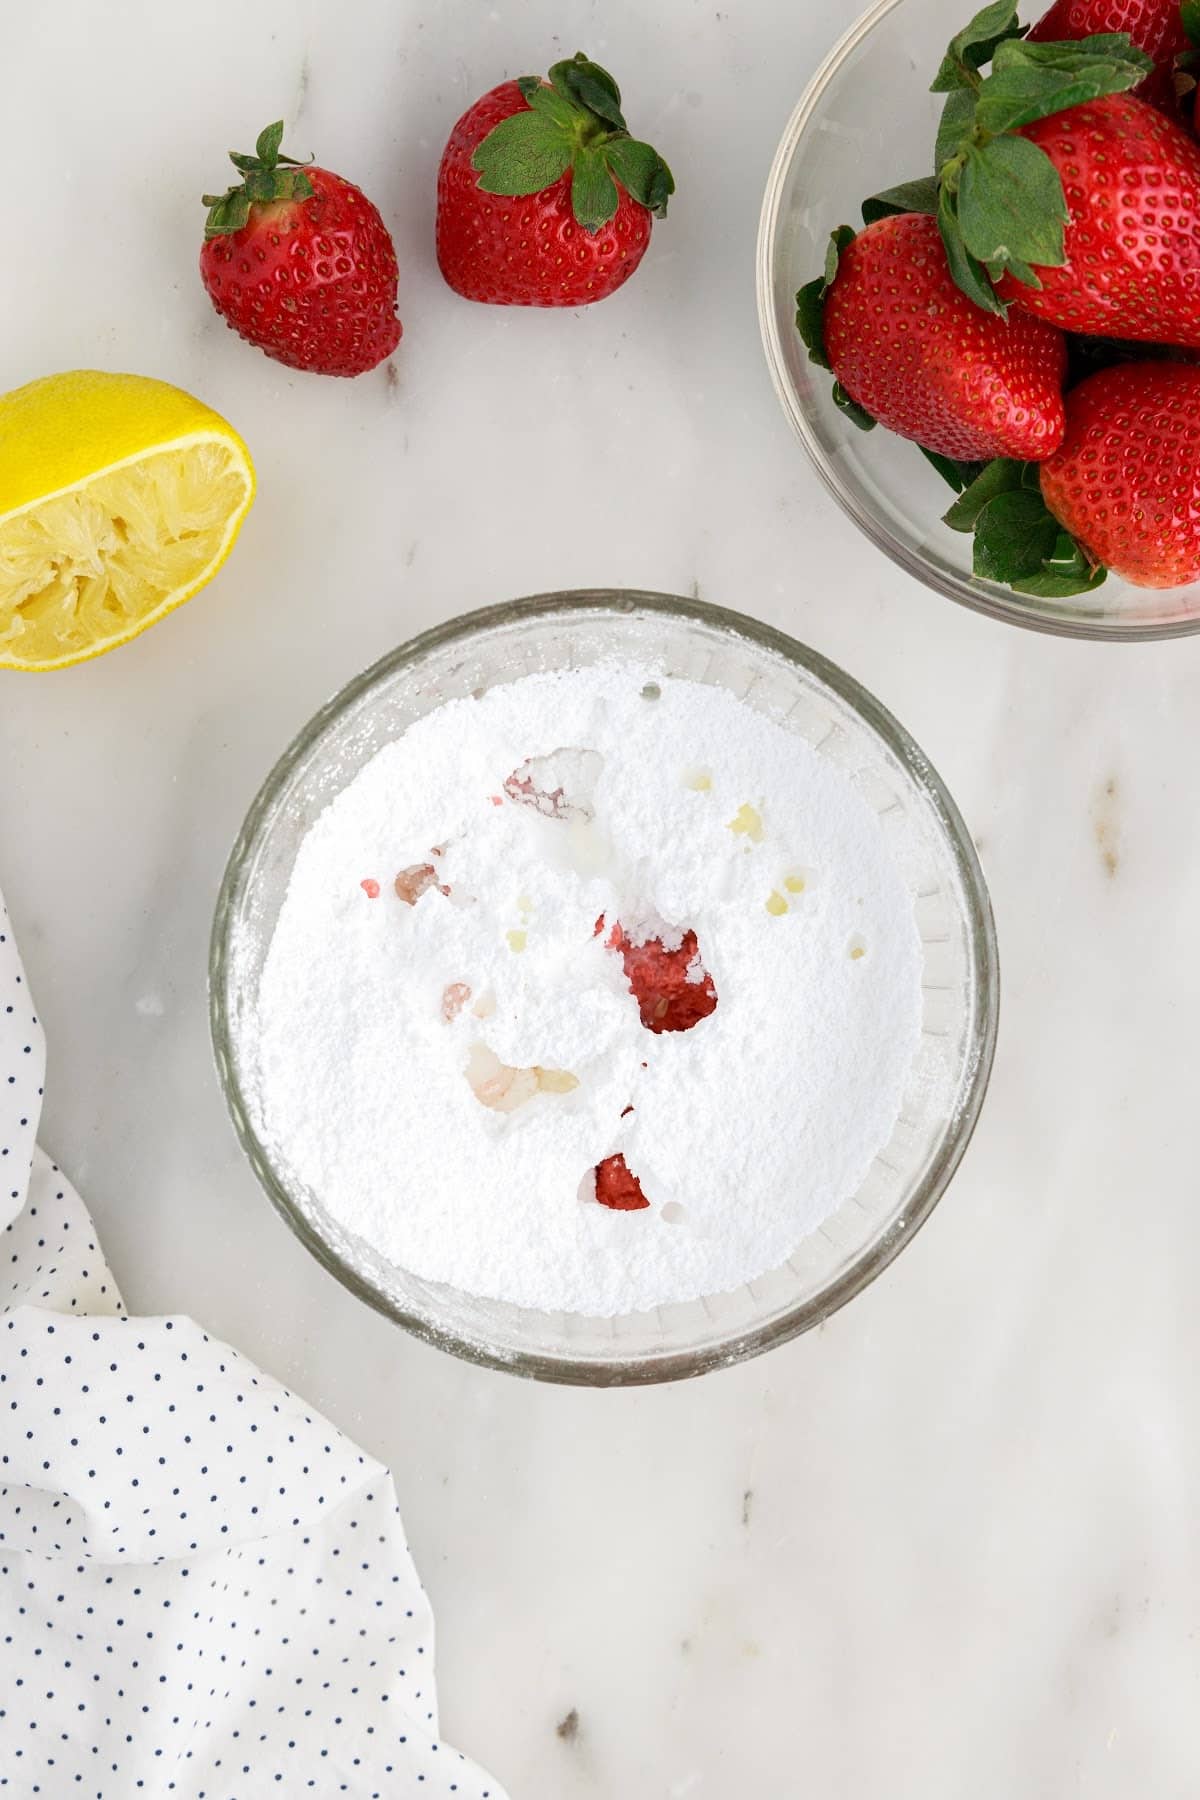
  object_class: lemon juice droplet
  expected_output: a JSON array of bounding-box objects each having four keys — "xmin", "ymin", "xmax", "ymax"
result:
[{"xmin": 727, "ymin": 802, "xmax": 764, "ymax": 843}]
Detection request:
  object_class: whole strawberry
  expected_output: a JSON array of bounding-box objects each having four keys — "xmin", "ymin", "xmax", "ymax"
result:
[
  {"xmin": 200, "ymin": 121, "xmax": 401, "ymax": 376},
  {"xmin": 797, "ymin": 212, "xmax": 1067, "ymax": 462},
  {"xmin": 436, "ymin": 52, "xmax": 674, "ymax": 306},
  {"xmin": 1027, "ymin": 0, "xmax": 1188, "ymax": 111},
  {"xmin": 991, "ymin": 96, "xmax": 1200, "ymax": 343},
  {"xmin": 1040, "ymin": 362, "xmax": 1200, "ymax": 587}
]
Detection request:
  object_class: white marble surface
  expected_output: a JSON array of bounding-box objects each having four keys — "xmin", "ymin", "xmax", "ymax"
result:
[{"xmin": 5, "ymin": 1, "xmax": 1200, "ymax": 1794}]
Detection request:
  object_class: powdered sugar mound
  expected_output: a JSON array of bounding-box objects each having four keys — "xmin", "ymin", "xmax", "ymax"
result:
[{"xmin": 256, "ymin": 662, "xmax": 923, "ymax": 1315}]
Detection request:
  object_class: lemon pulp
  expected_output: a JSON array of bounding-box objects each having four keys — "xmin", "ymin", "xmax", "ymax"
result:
[
  {"xmin": 0, "ymin": 439, "xmax": 251, "ymax": 670},
  {"xmin": 0, "ymin": 371, "xmax": 254, "ymax": 672}
]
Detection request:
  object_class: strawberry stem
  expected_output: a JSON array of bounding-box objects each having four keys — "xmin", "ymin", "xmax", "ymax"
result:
[{"xmin": 202, "ymin": 120, "xmax": 315, "ymax": 239}]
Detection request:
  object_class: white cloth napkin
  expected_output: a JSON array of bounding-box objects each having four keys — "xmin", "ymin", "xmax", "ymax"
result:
[{"xmin": 0, "ymin": 887, "xmax": 506, "ymax": 1800}]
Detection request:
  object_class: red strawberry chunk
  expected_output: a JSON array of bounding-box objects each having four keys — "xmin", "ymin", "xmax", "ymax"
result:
[
  {"xmin": 598, "ymin": 917, "xmax": 718, "ymax": 1034},
  {"xmin": 594, "ymin": 1154, "xmax": 651, "ymax": 1210},
  {"xmin": 502, "ymin": 748, "xmax": 600, "ymax": 819}
]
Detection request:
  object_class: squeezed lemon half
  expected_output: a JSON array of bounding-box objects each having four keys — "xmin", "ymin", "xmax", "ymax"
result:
[{"xmin": 0, "ymin": 370, "xmax": 255, "ymax": 671}]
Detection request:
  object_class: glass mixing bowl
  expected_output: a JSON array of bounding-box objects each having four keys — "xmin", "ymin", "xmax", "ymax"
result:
[
  {"xmin": 210, "ymin": 591, "xmax": 998, "ymax": 1384},
  {"xmin": 757, "ymin": 0, "xmax": 1200, "ymax": 641}
]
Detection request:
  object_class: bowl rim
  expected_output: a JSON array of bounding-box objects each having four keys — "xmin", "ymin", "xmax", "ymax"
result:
[
  {"xmin": 209, "ymin": 588, "xmax": 1000, "ymax": 1384},
  {"xmin": 755, "ymin": 0, "xmax": 1200, "ymax": 643}
]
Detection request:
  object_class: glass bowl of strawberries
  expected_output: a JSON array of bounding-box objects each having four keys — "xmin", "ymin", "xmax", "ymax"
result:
[{"xmin": 759, "ymin": 0, "xmax": 1200, "ymax": 639}]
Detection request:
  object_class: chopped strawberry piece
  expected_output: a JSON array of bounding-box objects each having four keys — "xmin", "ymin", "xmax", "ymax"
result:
[
  {"xmin": 441, "ymin": 982, "xmax": 471, "ymax": 1021},
  {"xmin": 594, "ymin": 1154, "xmax": 650, "ymax": 1210},
  {"xmin": 599, "ymin": 918, "xmax": 718, "ymax": 1034},
  {"xmin": 394, "ymin": 863, "xmax": 449, "ymax": 905},
  {"xmin": 503, "ymin": 747, "xmax": 601, "ymax": 820},
  {"xmin": 360, "ymin": 878, "xmax": 381, "ymax": 899}
]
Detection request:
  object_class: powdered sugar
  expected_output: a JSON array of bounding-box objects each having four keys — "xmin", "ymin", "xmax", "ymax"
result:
[{"xmin": 255, "ymin": 662, "xmax": 923, "ymax": 1315}]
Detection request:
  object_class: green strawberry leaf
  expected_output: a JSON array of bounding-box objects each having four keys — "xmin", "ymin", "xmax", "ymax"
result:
[
  {"xmin": 239, "ymin": 166, "xmax": 311, "ymax": 204},
  {"xmin": 203, "ymin": 186, "xmax": 252, "ymax": 237},
  {"xmin": 1002, "ymin": 31, "xmax": 1150, "ymax": 70},
  {"xmin": 987, "ymin": 249, "xmax": 1042, "ymax": 287},
  {"xmin": 826, "ymin": 223, "xmax": 856, "ymax": 282},
  {"xmin": 606, "ymin": 138, "xmax": 675, "ymax": 216},
  {"xmin": 944, "ymin": 459, "xmax": 1107, "ymax": 593},
  {"xmin": 931, "ymin": 0, "xmax": 1023, "ymax": 92},
  {"xmin": 472, "ymin": 110, "xmax": 574, "ymax": 197},
  {"xmin": 570, "ymin": 145, "xmax": 621, "ymax": 232},
  {"xmin": 861, "ymin": 177, "xmax": 940, "ymax": 224},
  {"xmin": 972, "ymin": 488, "xmax": 1061, "ymax": 580},
  {"xmin": 522, "ymin": 83, "xmax": 583, "ymax": 131},
  {"xmin": 935, "ymin": 88, "xmax": 978, "ymax": 172},
  {"xmin": 242, "ymin": 167, "xmax": 277, "ymax": 202},
  {"xmin": 1011, "ymin": 561, "xmax": 1107, "ymax": 596},
  {"xmin": 1184, "ymin": 0, "xmax": 1200, "ymax": 46},
  {"xmin": 920, "ymin": 447, "xmax": 987, "ymax": 492},
  {"xmin": 937, "ymin": 181, "xmax": 1007, "ymax": 314},
  {"xmin": 974, "ymin": 33, "xmax": 1153, "ymax": 133},
  {"xmin": 957, "ymin": 133, "xmax": 1068, "ymax": 275},
  {"xmin": 1042, "ymin": 531, "xmax": 1095, "ymax": 575},
  {"xmin": 794, "ymin": 223, "xmax": 857, "ymax": 367},
  {"xmin": 255, "ymin": 120, "xmax": 286, "ymax": 164},
  {"xmin": 550, "ymin": 54, "xmax": 627, "ymax": 129},
  {"xmin": 943, "ymin": 457, "xmax": 1028, "ymax": 530},
  {"xmin": 795, "ymin": 277, "xmax": 831, "ymax": 367},
  {"xmin": 832, "ymin": 382, "xmax": 876, "ymax": 431}
]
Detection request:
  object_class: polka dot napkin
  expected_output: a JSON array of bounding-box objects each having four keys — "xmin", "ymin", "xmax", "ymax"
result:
[{"xmin": 0, "ymin": 890, "xmax": 506, "ymax": 1799}]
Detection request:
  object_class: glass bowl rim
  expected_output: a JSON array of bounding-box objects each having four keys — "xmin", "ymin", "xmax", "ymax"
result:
[
  {"xmin": 754, "ymin": 0, "xmax": 1200, "ymax": 644},
  {"xmin": 209, "ymin": 588, "xmax": 1000, "ymax": 1384}
]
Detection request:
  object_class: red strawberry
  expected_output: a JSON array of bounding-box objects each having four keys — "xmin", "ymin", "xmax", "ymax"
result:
[
  {"xmin": 1039, "ymin": 361, "xmax": 1200, "ymax": 587},
  {"xmin": 598, "ymin": 918, "xmax": 719, "ymax": 1034},
  {"xmin": 200, "ymin": 121, "xmax": 401, "ymax": 377},
  {"xmin": 594, "ymin": 1154, "xmax": 651, "ymax": 1210},
  {"xmin": 436, "ymin": 52, "xmax": 674, "ymax": 306},
  {"xmin": 798, "ymin": 213, "xmax": 1067, "ymax": 462},
  {"xmin": 1027, "ymin": 0, "xmax": 1188, "ymax": 111},
  {"xmin": 991, "ymin": 96, "xmax": 1200, "ymax": 344}
]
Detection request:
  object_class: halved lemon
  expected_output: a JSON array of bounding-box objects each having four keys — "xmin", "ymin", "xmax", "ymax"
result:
[{"xmin": 0, "ymin": 370, "xmax": 255, "ymax": 671}]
